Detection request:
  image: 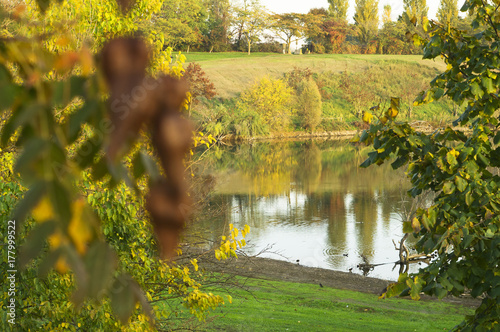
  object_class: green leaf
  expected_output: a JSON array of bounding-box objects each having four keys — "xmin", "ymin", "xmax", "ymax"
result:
[
  {"xmin": 455, "ymin": 176, "xmax": 467, "ymax": 192},
  {"xmin": 140, "ymin": 151, "xmax": 160, "ymax": 181},
  {"xmin": 38, "ymin": 248, "xmax": 62, "ymax": 277},
  {"xmin": 132, "ymin": 152, "xmax": 145, "ymax": 179},
  {"xmin": 391, "ymin": 156, "xmax": 407, "ymax": 170},
  {"xmin": 11, "ymin": 181, "xmax": 46, "ymax": 228},
  {"xmin": 52, "ymin": 76, "xmax": 88, "ymax": 107},
  {"xmin": 66, "ymin": 246, "xmax": 89, "ymax": 306},
  {"xmin": 35, "ymin": 0, "xmax": 51, "ymax": 13},
  {"xmin": 435, "ymin": 286, "xmax": 448, "ymax": 299},
  {"xmin": 85, "ymin": 242, "xmax": 117, "ymax": 299},
  {"xmin": 385, "ymin": 281, "xmax": 408, "ymax": 298},
  {"xmin": 403, "ymin": 221, "xmax": 413, "ymax": 233},
  {"xmin": 19, "ymin": 220, "xmax": 57, "ymax": 267},
  {"xmin": 73, "ymin": 134, "xmax": 102, "ymax": 169},
  {"xmin": 406, "ymin": 276, "xmax": 424, "ymax": 300},
  {"xmin": 481, "ymin": 77, "xmax": 495, "ymax": 94},
  {"xmin": 465, "ymin": 191, "xmax": 474, "ymax": 206},
  {"xmin": 69, "ymin": 100, "xmax": 100, "ymax": 140},
  {"xmin": 433, "ymin": 88, "xmax": 444, "ymax": 100},
  {"xmin": 14, "ymin": 139, "xmax": 48, "ymax": 177},
  {"xmin": 494, "ymin": 132, "xmax": 500, "ymax": 145},
  {"xmin": 443, "ymin": 182, "xmax": 456, "ymax": 195},
  {"xmin": 110, "ymin": 275, "xmax": 136, "ymax": 324},
  {"xmin": 446, "ymin": 151, "xmax": 458, "ymax": 167},
  {"xmin": 49, "ymin": 180, "xmax": 72, "ymax": 225},
  {"xmin": 470, "ymin": 82, "xmax": 484, "ymax": 99}
]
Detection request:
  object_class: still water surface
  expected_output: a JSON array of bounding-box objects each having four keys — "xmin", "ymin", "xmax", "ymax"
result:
[{"xmin": 193, "ymin": 139, "xmax": 423, "ymax": 281}]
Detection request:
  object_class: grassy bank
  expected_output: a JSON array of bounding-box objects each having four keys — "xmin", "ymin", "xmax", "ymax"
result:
[
  {"xmin": 201, "ymin": 276, "xmax": 472, "ymax": 331},
  {"xmin": 185, "ymin": 52, "xmax": 457, "ymax": 138},
  {"xmin": 184, "ymin": 52, "xmax": 446, "ymax": 99}
]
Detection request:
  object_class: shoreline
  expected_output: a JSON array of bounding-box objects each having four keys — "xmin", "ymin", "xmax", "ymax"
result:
[
  {"xmin": 220, "ymin": 124, "xmax": 471, "ymax": 143},
  {"xmin": 192, "ymin": 252, "xmax": 481, "ymax": 309}
]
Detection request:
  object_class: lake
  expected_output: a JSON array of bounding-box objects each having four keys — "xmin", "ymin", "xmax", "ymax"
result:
[{"xmin": 190, "ymin": 139, "xmax": 425, "ymax": 281}]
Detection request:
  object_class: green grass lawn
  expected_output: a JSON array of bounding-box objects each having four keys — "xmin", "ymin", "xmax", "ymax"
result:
[{"xmin": 194, "ymin": 277, "xmax": 473, "ymax": 332}]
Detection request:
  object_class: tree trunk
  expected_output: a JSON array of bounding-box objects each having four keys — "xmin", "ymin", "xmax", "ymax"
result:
[
  {"xmin": 247, "ymin": 40, "xmax": 251, "ymax": 55},
  {"xmin": 187, "ymin": 45, "xmax": 190, "ymax": 53}
]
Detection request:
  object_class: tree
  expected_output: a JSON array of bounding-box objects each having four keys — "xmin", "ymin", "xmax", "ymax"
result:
[
  {"xmin": 305, "ymin": 8, "xmax": 350, "ymax": 54},
  {"xmin": 327, "ymin": 0, "xmax": 349, "ymax": 21},
  {"xmin": 354, "ymin": 0, "xmax": 379, "ymax": 50},
  {"xmin": 382, "ymin": 5, "xmax": 392, "ymax": 25},
  {"xmin": 403, "ymin": 0, "xmax": 428, "ymax": 27},
  {"xmin": 296, "ymin": 78, "xmax": 322, "ymax": 131},
  {"xmin": 184, "ymin": 62, "xmax": 217, "ymax": 114},
  {"xmin": 233, "ymin": 0, "xmax": 267, "ymax": 55},
  {"xmin": 359, "ymin": 2, "xmax": 500, "ymax": 329},
  {"xmin": 270, "ymin": 13, "xmax": 321, "ymax": 54},
  {"xmin": 201, "ymin": 0, "xmax": 232, "ymax": 52},
  {"xmin": 155, "ymin": 0, "xmax": 205, "ymax": 52},
  {"xmin": 270, "ymin": 13, "xmax": 305, "ymax": 54},
  {"xmin": 378, "ymin": 20, "xmax": 420, "ymax": 55},
  {"xmin": 437, "ymin": 0, "xmax": 458, "ymax": 27}
]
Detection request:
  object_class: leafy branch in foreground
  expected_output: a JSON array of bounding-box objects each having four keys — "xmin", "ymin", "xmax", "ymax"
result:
[
  {"xmin": 358, "ymin": 1, "xmax": 500, "ymax": 330},
  {"xmin": 0, "ymin": 1, "xmax": 249, "ymax": 330}
]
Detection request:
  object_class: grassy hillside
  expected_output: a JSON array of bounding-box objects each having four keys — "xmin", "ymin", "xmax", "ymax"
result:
[
  {"xmin": 185, "ymin": 52, "xmax": 455, "ymax": 136},
  {"xmin": 185, "ymin": 52, "xmax": 446, "ymax": 99}
]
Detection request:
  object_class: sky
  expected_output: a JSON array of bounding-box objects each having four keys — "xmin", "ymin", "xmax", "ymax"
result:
[{"xmin": 260, "ymin": 0, "xmax": 466, "ymax": 23}]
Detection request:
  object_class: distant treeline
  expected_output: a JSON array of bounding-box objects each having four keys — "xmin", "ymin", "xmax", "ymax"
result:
[{"xmin": 159, "ymin": 0, "xmax": 472, "ymax": 55}]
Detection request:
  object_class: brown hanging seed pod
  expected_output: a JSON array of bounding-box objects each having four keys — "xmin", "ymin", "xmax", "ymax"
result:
[
  {"xmin": 100, "ymin": 37, "xmax": 157, "ymax": 161},
  {"xmin": 101, "ymin": 37, "xmax": 193, "ymax": 259},
  {"xmin": 145, "ymin": 179, "xmax": 192, "ymax": 259}
]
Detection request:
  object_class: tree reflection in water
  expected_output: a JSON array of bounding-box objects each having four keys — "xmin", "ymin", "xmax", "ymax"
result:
[{"xmin": 188, "ymin": 139, "xmax": 424, "ymax": 280}]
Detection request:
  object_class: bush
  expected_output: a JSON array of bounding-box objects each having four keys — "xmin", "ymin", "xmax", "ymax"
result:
[
  {"xmin": 238, "ymin": 76, "xmax": 294, "ymax": 132},
  {"xmin": 296, "ymin": 78, "xmax": 322, "ymax": 131},
  {"xmin": 184, "ymin": 62, "xmax": 217, "ymax": 106}
]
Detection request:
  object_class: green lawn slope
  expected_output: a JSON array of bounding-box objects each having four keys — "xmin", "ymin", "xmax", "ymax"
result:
[
  {"xmin": 202, "ymin": 277, "xmax": 472, "ymax": 332},
  {"xmin": 185, "ymin": 52, "xmax": 446, "ymax": 99}
]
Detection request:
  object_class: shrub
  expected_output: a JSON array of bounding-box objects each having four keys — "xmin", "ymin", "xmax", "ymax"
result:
[
  {"xmin": 296, "ymin": 78, "xmax": 322, "ymax": 131},
  {"xmin": 238, "ymin": 76, "xmax": 294, "ymax": 132},
  {"xmin": 184, "ymin": 62, "xmax": 217, "ymax": 105}
]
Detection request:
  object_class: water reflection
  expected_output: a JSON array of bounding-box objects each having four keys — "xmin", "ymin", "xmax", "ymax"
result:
[{"xmin": 191, "ymin": 140, "xmax": 421, "ymax": 280}]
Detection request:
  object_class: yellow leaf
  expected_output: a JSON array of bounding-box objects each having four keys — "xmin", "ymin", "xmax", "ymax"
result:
[
  {"xmin": 386, "ymin": 107, "xmax": 399, "ymax": 118},
  {"xmin": 32, "ymin": 197, "xmax": 54, "ymax": 222},
  {"xmin": 55, "ymin": 257, "xmax": 69, "ymax": 274},
  {"xmin": 68, "ymin": 199, "xmax": 92, "ymax": 254},
  {"xmin": 362, "ymin": 111, "xmax": 373, "ymax": 124},
  {"xmin": 79, "ymin": 46, "xmax": 94, "ymax": 76},
  {"xmin": 48, "ymin": 230, "xmax": 66, "ymax": 249},
  {"xmin": 191, "ymin": 259, "xmax": 198, "ymax": 271}
]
